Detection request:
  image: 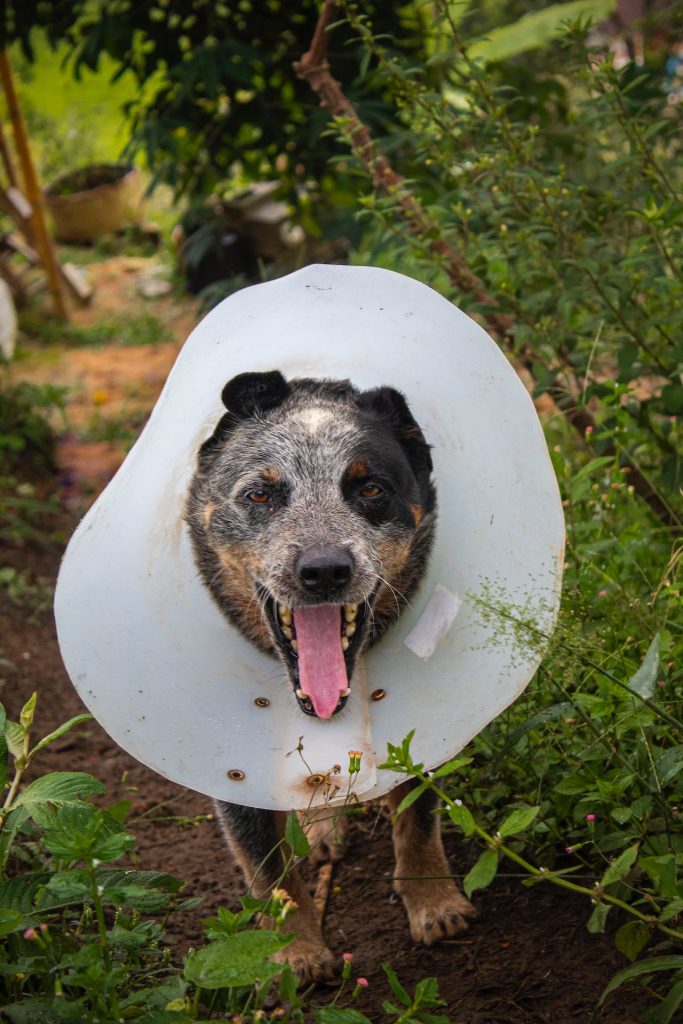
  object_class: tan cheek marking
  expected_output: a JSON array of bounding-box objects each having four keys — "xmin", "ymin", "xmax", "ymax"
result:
[
  {"xmin": 202, "ymin": 502, "xmax": 217, "ymax": 530},
  {"xmin": 348, "ymin": 460, "xmax": 369, "ymax": 480},
  {"xmin": 410, "ymin": 504, "xmax": 423, "ymax": 527}
]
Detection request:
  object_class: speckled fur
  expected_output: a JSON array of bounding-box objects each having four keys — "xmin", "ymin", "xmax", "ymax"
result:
[{"xmin": 185, "ymin": 372, "xmax": 476, "ymax": 985}]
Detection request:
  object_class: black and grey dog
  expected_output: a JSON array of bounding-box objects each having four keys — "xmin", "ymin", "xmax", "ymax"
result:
[{"xmin": 186, "ymin": 371, "xmax": 475, "ymax": 982}]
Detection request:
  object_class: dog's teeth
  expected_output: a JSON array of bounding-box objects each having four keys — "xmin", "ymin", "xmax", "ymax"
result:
[
  {"xmin": 291, "ymin": 639, "xmax": 298, "ymax": 653},
  {"xmin": 345, "ymin": 621, "xmax": 357, "ymax": 637},
  {"xmin": 279, "ymin": 604, "xmax": 292, "ymax": 625},
  {"xmin": 340, "ymin": 688, "xmax": 351, "ymax": 697},
  {"xmin": 281, "ymin": 625, "xmax": 293, "ymax": 639},
  {"xmin": 344, "ymin": 604, "xmax": 358, "ymax": 623},
  {"xmin": 341, "ymin": 636, "xmax": 350, "ymax": 651},
  {"xmin": 296, "ymin": 688, "xmax": 307, "ymax": 699}
]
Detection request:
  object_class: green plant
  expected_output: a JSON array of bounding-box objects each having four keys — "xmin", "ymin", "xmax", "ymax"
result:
[
  {"xmin": 1, "ymin": 698, "xmax": 434, "ymax": 1022},
  {"xmin": 0, "ymin": 380, "xmax": 65, "ymax": 475}
]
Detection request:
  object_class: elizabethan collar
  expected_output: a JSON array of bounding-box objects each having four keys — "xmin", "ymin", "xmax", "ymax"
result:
[{"xmin": 55, "ymin": 265, "xmax": 564, "ymax": 811}]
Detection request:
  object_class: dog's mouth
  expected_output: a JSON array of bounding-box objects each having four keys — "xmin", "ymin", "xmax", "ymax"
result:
[{"xmin": 265, "ymin": 597, "xmax": 369, "ymax": 719}]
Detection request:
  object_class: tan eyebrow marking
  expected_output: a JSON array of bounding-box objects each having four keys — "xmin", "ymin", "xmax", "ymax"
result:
[
  {"xmin": 261, "ymin": 466, "xmax": 282, "ymax": 485},
  {"xmin": 348, "ymin": 460, "xmax": 369, "ymax": 480},
  {"xmin": 410, "ymin": 504, "xmax": 423, "ymax": 527}
]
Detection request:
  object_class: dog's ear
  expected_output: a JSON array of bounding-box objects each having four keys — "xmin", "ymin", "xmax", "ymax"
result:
[
  {"xmin": 222, "ymin": 371, "xmax": 290, "ymax": 418},
  {"xmin": 358, "ymin": 386, "xmax": 433, "ymax": 481},
  {"xmin": 198, "ymin": 371, "xmax": 290, "ymax": 465}
]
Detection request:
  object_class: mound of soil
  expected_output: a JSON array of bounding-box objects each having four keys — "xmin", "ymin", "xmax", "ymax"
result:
[{"xmin": 0, "ymin": 542, "xmax": 650, "ymax": 1023}]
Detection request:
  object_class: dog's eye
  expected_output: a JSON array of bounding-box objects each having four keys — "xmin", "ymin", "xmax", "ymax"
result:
[
  {"xmin": 246, "ymin": 488, "xmax": 271, "ymax": 504},
  {"xmin": 359, "ymin": 484, "xmax": 382, "ymax": 499}
]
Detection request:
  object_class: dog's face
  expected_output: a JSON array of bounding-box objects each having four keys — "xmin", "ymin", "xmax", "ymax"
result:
[{"xmin": 186, "ymin": 371, "xmax": 436, "ymax": 720}]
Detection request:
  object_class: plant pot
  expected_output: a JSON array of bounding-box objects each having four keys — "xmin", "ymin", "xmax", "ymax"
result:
[{"xmin": 45, "ymin": 164, "xmax": 145, "ymax": 243}]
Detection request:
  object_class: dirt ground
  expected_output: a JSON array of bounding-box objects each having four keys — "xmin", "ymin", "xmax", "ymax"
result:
[{"xmin": 2, "ymin": 260, "xmax": 650, "ymax": 1022}]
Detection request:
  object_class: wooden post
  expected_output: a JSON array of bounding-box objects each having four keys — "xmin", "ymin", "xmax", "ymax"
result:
[{"xmin": 0, "ymin": 50, "xmax": 68, "ymax": 318}]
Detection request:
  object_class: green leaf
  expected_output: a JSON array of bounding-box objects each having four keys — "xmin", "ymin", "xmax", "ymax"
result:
[
  {"xmin": 498, "ymin": 805, "xmax": 539, "ymax": 838},
  {"xmin": 183, "ymin": 931, "xmax": 291, "ymax": 989},
  {"xmin": 448, "ymin": 802, "xmax": 476, "ymax": 837},
  {"xmin": 383, "ymin": 963, "xmax": 411, "ymax": 1007},
  {"xmin": 28, "ymin": 715, "xmax": 92, "ymax": 762},
  {"xmin": 316, "ymin": 1010, "xmax": 373, "ymax": 1024},
  {"xmin": 429, "ymin": 756, "xmax": 472, "ymax": 779},
  {"xmin": 284, "ymin": 811, "xmax": 310, "ymax": 859},
  {"xmin": 646, "ymin": 979, "xmax": 683, "ymax": 1024},
  {"xmin": 659, "ymin": 900, "xmax": 683, "ymax": 924},
  {"xmin": 0, "ymin": 704, "xmax": 7, "ymax": 791},
  {"xmin": 601, "ymin": 844, "xmax": 639, "ymax": 887},
  {"xmin": 615, "ymin": 920, "xmax": 650, "ymax": 962},
  {"xmin": 468, "ymin": 0, "xmax": 615, "ymax": 65},
  {"xmin": 19, "ymin": 692, "xmax": 37, "ymax": 731},
  {"xmin": 501, "ymin": 702, "xmax": 574, "ymax": 753},
  {"xmin": 0, "ymin": 872, "xmax": 51, "ymax": 913},
  {"xmin": 14, "ymin": 771, "xmax": 105, "ymax": 810},
  {"xmin": 598, "ymin": 956, "xmax": 683, "ymax": 1005},
  {"xmin": 394, "ymin": 781, "xmax": 429, "ymax": 818},
  {"xmin": 628, "ymin": 635, "xmax": 660, "ymax": 700},
  {"xmin": 0, "ymin": 908, "xmax": 24, "ymax": 936},
  {"xmin": 0, "ymin": 805, "xmax": 29, "ymax": 873},
  {"xmin": 587, "ymin": 903, "xmax": 611, "ymax": 933},
  {"xmin": 463, "ymin": 849, "xmax": 498, "ymax": 898},
  {"xmin": 5, "ymin": 720, "xmax": 24, "ymax": 761}
]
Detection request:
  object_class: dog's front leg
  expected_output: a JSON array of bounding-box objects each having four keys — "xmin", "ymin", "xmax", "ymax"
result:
[
  {"xmin": 215, "ymin": 801, "xmax": 336, "ymax": 984},
  {"xmin": 387, "ymin": 780, "xmax": 477, "ymax": 945}
]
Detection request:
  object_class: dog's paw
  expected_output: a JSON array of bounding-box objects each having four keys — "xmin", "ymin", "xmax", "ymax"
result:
[
  {"xmin": 399, "ymin": 882, "xmax": 477, "ymax": 946},
  {"xmin": 273, "ymin": 936, "xmax": 337, "ymax": 986}
]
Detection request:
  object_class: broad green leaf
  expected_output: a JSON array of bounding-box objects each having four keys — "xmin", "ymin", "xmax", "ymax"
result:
[
  {"xmin": 598, "ymin": 956, "xmax": 683, "ymax": 1005},
  {"xmin": 587, "ymin": 903, "xmax": 611, "ymax": 933},
  {"xmin": 0, "ymin": 805, "xmax": 29, "ymax": 873},
  {"xmin": 468, "ymin": 1, "xmax": 615, "ymax": 65},
  {"xmin": 0, "ymin": 871, "xmax": 51, "ymax": 913},
  {"xmin": 0, "ymin": 908, "xmax": 23, "ymax": 936},
  {"xmin": 628, "ymin": 635, "xmax": 660, "ymax": 700},
  {"xmin": 615, "ymin": 921, "xmax": 650, "ymax": 962},
  {"xmin": 448, "ymin": 802, "xmax": 476, "ymax": 837},
  {"xmin": 316, "ymin": 1010, "xmax": 373, "ymax": 1024},
  {"xmin": 28, "ymin": 714, "xmax": 92, "ymax": 762},
  {"xmin": 183, "ymin": 931, "xmax": 291, "ymax": 989},
  {"xmin": 463, "ymin": 849, "xmax": 498, "ymax": 898},
  {"xmin": 601, "ymin": 843, "xmax": 639, "ymax": 887},
  {"xmin": 14, "ymin": 771, "xmax": 105, "ymax": 810},
  {"xmin": 498, "ymin": 805, "xmax": 539, "ymax": 838},
  {"xmin": 656, "ymin": 745, "xmax": 683, "ymax": 786},
  {"xmin": 284, "ymin": 811, "xmax": 310, "ymax": 859}
]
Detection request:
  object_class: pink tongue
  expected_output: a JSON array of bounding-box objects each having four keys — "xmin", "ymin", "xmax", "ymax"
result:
[{"xmin": 293, "ymin": 605, "xmax": 348, "ymax": 719}]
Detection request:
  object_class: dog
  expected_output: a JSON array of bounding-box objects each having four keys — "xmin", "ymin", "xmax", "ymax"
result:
[{"xmin": 185, "ymin": 370, "xmax": 476, "ymax": 982}]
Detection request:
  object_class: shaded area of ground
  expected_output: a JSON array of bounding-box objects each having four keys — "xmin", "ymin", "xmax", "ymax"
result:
[{"xmin": 1, "ymin": 546, "xmax": 649, "ymax": 1024}]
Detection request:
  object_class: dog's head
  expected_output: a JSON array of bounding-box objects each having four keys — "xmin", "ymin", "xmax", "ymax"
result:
[{"xmin": 186, "ymin": 371, "xmax": 436, "ymax": 719}]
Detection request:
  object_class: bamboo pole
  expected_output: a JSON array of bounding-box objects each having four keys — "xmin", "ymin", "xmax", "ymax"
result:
[{"xmin": 0, "ymin": 50, "xmax": 68, "ymax": 319}]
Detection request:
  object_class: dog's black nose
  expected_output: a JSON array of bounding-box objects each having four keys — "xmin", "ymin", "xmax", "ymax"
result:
[{"xmin": 297, "ymin": 546, "xmax": 354, "ymax": 594}]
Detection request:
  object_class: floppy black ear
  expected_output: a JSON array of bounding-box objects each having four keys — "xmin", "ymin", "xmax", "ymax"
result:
[
  {"xmin": 222, "ymin": 371, "xmax": 290, "ymax": 418},
  {"xmin": 358, "ymin": 386, "xmax": 433, "ymax": 481},
  {"xmin": 198, "ymin": 371, "xmax": 290, "ymax": 465}
]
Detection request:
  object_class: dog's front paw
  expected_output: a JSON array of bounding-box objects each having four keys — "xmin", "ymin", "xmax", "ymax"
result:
[
  {"xmin": 273, "ymin": 936, "xmax": 337, "ymax": 986},
  {"xmin": 398, "ymin": 881, "xmax": 477, "ymax": 946}
]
